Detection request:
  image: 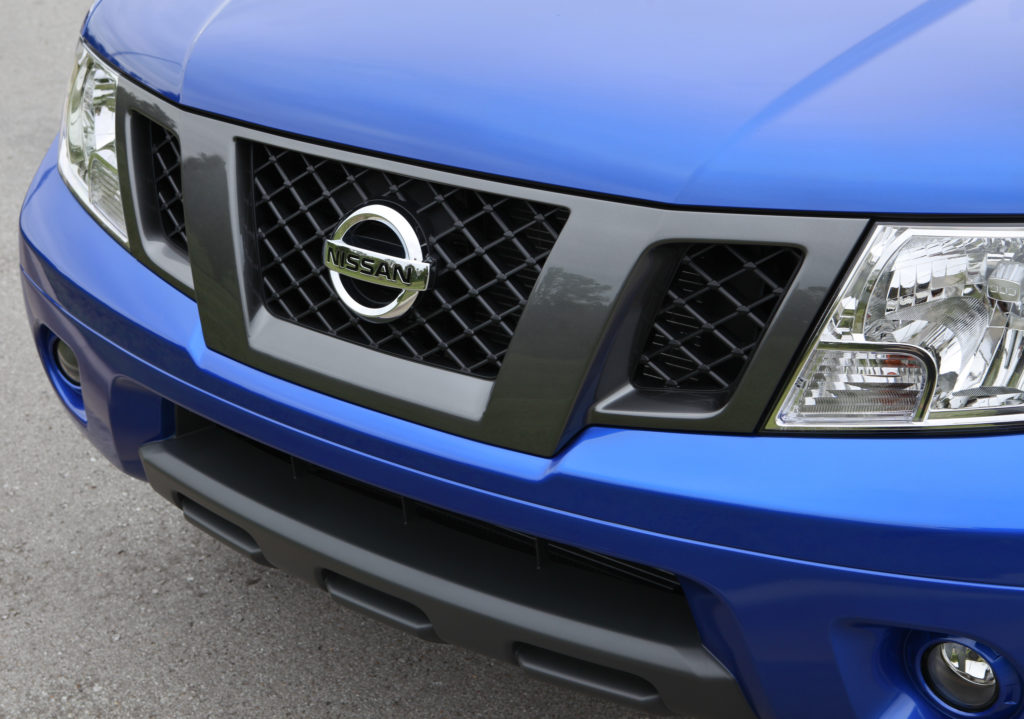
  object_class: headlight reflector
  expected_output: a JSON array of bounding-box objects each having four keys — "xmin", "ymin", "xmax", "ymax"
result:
[
  {"xmin": 59, "ymin": 43, "xmax": 127, "ymax": 243},
  {"xmin": 773, "ymin": 225, "xmax": 1024, "ymax": 429}
]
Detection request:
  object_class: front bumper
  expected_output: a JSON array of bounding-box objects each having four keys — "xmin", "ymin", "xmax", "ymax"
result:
[{"xmin": 20, "ymin": 142, "xmax": 1024, "ymax": 719}]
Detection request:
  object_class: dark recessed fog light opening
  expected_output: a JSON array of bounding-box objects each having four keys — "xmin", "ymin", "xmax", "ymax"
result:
[
  {"xmin": 52, "ymin": 337, "xmax": 82, "ymax": 386},
  {"xmin": 926, "ymin": 642, "xmax": 998, "ymax": 712},
  {"xmin": 40, "ymin": 329, "xmax": 87, "ymax": 423},
  {"xmin": 910, "ymin": 635, "xmax": 1021, "ymax": 718}
]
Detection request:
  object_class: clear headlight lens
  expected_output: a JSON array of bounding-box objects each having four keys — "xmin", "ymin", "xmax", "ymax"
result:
[
  {"xmin": 58, "ymin": 43, "xmax": 127, "ymax": 243},
  {"xmin": 773, "ymin": 224, "xmax": 1024, "ymax": 429}
]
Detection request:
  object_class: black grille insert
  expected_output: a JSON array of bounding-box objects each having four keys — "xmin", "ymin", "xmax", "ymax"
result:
[
  {"xmin": 207, "ymin": 410, "xmax": 682, "ymax": 595},
  {"xmin": 285, "ymin": 454, "xmax": 682, "ymax": 595},
  {"xmin": 634, "ymin": 243, "xmax": 803, "ymax": 394},
  {"xmin": 142, "ymin": 117, "xmax": 187, "ymax": 255},
  {"xmin": 250, "ymin": 142, "xmax": 570, "ymax": 379}
]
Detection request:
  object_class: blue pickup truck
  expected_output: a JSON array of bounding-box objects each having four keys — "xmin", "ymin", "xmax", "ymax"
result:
[{"xmin": 19, "ymin": 1, "xmax": 1024, "ymax": 717}]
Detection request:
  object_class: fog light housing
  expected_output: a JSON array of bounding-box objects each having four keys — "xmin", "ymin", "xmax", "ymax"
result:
[
  {"xmin": 40, "ymin": 329, "xmax": 87, "ymax": 424},
  {"xmin": 53, "ymin": 338, "xmax": 81, "ymax": 387},
  {"xmin": 925, "ymin": 641, "xmax": 999, "ymax": 712}
]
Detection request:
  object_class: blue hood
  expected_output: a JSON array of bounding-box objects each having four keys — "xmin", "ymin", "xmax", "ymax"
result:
[{"xmin": 85, "ymin": 0, "xmax": 1024, "ymax": 213}]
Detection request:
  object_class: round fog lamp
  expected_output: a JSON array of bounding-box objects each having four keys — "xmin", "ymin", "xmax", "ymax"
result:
[
  {"xmin": 925, "ymin": 641, "xmax": 998, "ymax": 712},
  {"xmin": 53, "ymin": 339, "xmax": 81, "ymax": 387}
]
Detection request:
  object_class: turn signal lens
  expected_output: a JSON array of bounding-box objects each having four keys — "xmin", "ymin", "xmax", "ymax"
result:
[{"xmin": 775, "ymin": 348, "xmax": 929, "ymax": 425}]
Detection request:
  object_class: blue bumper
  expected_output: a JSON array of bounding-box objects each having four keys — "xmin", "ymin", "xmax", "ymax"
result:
[{"xmin": 20, "ymin": 142, "xmax": 1024, "ymax": 719}]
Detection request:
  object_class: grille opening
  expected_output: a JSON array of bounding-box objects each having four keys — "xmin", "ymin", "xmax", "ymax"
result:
[
  {"xmin": 249, "ymin": 141, "xmax": 570, "ymax": 379},
  {"xmin": 138, "ymin": 116, "xmax": 187, "ymax": 255},
  {"xmin": 633, "ymin": 243, "xmax": 803, "ymax": 398},
  {"xmin": 261, "ymin": 442, "xmax": 684, "ymax": 595},
  {"xmin": 194, "ymin": 406, "xmax": 684, "ymax": 597}
]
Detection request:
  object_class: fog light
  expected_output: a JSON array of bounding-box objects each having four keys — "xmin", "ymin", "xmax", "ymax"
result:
[
  {"xmin": 925, "ymin": 641, "xmax": 999, "ymax": 712},
  {"xmin": 52, "ymin": 339, "xmax": 81, "ymax": 386}
]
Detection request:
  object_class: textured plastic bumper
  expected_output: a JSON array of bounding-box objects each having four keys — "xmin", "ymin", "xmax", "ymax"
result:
[
  {"xmin": 20, "ymin": 144, "xmax": 1024, "ymax": 719},
  {"xmin": 139, "ymin": 424, "xmax": 752, "ymax": 717}
]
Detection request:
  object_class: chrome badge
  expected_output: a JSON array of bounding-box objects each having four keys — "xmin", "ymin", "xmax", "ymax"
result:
[{"xmin": 323, "ymin": 204, "xmax": 430, "ymax": 321}]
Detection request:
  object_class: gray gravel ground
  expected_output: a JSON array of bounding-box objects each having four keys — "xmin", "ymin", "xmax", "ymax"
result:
[{"xmin": 1, "ymin": 3, "xmax": 647, "ymax": 717}]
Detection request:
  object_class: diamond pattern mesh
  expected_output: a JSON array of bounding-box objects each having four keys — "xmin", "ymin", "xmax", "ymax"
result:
[
  {"xmin": 250, "ymin": 142, "xmax": 570, "ymax": 379},
  {"xmin": 144, "ymin": 118, "xmax": 187, "ymax": 255},
  {"xmin": 634, "ymin": 244, "xmax": 803, "ymax": 392}
]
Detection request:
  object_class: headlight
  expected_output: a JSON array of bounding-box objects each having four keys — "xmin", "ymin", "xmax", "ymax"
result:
[
  {"xmin": 772, "ymin": 224, "xmax": 1024, "ymax": 430},
  {"xmin": 58, "ymin": 42, "xmax": 127, "ymax": 243}
]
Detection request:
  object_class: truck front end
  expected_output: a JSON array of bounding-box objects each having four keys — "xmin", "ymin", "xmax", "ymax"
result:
[{"xmin": 20, "ymin": 2, "xmax": 1024, "ymax": 717}]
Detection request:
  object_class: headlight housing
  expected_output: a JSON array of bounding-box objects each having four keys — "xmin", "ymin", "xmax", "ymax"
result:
[
  {"xmin": 58, "ymin": 42, "xmax": 127, "ymax": 243},
  {"xmin": 772, "ymin": 224, "xmax": 1024, "ymax": 430}
]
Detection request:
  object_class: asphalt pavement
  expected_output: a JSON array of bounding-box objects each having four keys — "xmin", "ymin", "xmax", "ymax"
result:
[{"xmin": 0, "ymin": 3, "xmax": 646, "ymax": 717}]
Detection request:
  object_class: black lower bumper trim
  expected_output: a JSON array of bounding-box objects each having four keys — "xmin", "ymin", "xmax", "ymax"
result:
[
  {"xmin": 515, "ymin": 643, "xmax": 663, "ymax": 710},
  {"xmin": 180, "ymin": 495, "xmax": 270, "ymax": 566},
  {"xmin": 139, "ymin": 425, "xmax": 755, "ymax": 718},
  {"xmin": 323, "ymin": 570, "xmax": 441, "ymax": 642}
]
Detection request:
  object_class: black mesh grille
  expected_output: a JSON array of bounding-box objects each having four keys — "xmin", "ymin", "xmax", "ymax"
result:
[
  {"xmin": 634, "ymin": 244, "xmax": 803, "ymax": 393},
  {"xmin": 250, "ymin": 142, "xmax": 570, "ymax": 379},
  {"xmin": 143, "ymin": 118, "xmax": 187, "ymax": 255}
]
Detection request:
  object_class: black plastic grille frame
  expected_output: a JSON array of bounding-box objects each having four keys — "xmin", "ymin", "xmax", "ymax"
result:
[
  {"xmin": 634, "ymin": 243, "xmax": 803, "ymax": 394},
  {"xmin": 143, "ymin": 118, "xmax": 187, "ymax": 255},
  {"xmin": 250, "ymin": 142, "xmax": 570, "ymax": 379}
]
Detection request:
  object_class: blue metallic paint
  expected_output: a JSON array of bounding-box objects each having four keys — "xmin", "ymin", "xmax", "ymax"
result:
[
  {"xmin": 84, "ymin": 0, "xmax": 1024, "ymax": 214},
  {"xmin": 20, "ymin": 133, "xmax": 1024, "ymax": 719},
  {"xmin": 81, "ymin": 0, "xmax": 224, "ymax": 103}
]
